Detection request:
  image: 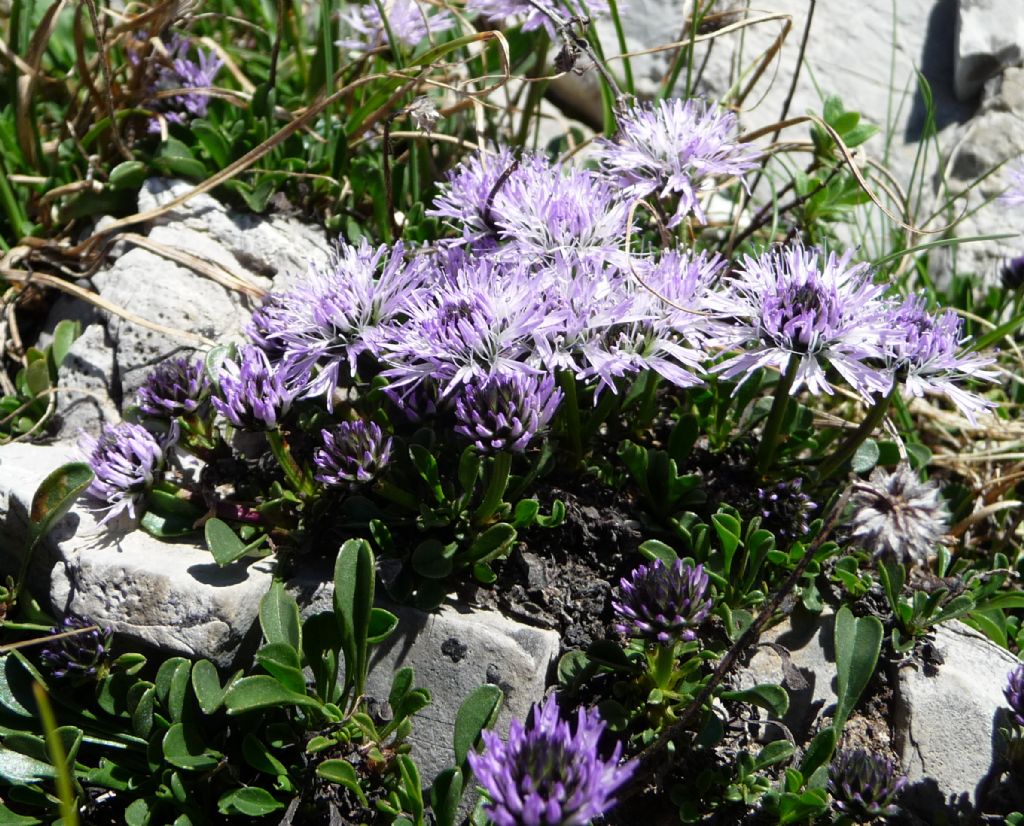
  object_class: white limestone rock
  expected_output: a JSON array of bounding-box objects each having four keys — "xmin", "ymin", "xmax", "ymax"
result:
[
  {"xmin": 954, "ymin": 0, "xmax": 1024, "ymax": 100},
  {"xmin": 0, "ymin": 443, "xmax": 275, "ymax": 668}
]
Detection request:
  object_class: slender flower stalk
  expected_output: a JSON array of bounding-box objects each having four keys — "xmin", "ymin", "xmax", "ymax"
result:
[
  {"xmin": 755, "ymin": 353, "xmax": 800, "ymax": 476},
  {"xmin": 816, "ymin": 385, "xmax": 897, "ymax": 481},
  {"xmin": 466, "ymin": 694, "xmax": 634, "ymax": 826}
]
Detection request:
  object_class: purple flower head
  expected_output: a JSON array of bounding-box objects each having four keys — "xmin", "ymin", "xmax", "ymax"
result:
[
  {"xmin": 882, "ymin": 296, "xmax": 998, "ymax": 423},
  {"xmin": 468, "ymin": 0, "xmax": 609, "ymax": 39},
  {"xmin": 828, "ymin": 749, "xmax": 907, "ymax": 821},
  {"xmin": 39, "ymin": 613, "xmax": 114, "ymax": 685},
  {"xmin": 338, "ymin": 0, "xmax": 454, "ymax": 51},
  {"xmin": 146, "ymin": 35, "xmax": 221, "ymax": 130},
  {"xmin": 380, "ymin": 256, "xmax": 546, "ymax": 396},
  {"xmin": 1002, "ymin": 255, "xmax": 1024, "ymax": 290},
  {"xmin": 756, "ymin": 477, "xmax": 816, "ymax": 542},
  {"xmin": 246, "ymin": 293, "xmax": 290, "ymax": 361},
  {"xmin": 80, "ymin": 421, "xmax": 179, "ymax": 524},
  {"xmin": 467, "ymin": 694, "xmax": 634, "ymax": 826},
  {"xmin": 137, "ymin": 355, "xmax": 209, "ymax": 417},
  {"xmin": 314, "ymin": 420, "xmax": 393, "ymax": 488},
  {"xmin": 1005, "ymin": 664, "xmax": 1024, "ymax": 727},
  {"xmin": 596, "ymin": 98, "xmax": 760, "ymax": 227},
  {"xmin": 1001, "ymin": 159, "xmax": 1024, "ymax": 207},
  {"xmin": 212, "ymin": 345, "xmax": 293, "ymax": 430},
  {"xmin": 708, "ymin": 245, "xmax": 891, "ymax": 398},
  {"xmin": 613, "ymin": 559, "xmax": 712, "ymax": 644},
  {"xmin": 454, "ymin": 372, "xmax": 563, "ymax": 453},
  {"xmin": 272, "ymin": 241, "xmax": 427, "ymax": 407}
]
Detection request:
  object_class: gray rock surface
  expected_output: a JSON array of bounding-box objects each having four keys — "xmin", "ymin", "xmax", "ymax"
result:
[
  {"xmin": 290, "ymin": 571, "xmax": 561, "ymax": 783},
  {"xmin": 54, "ymin": 178, "xmax": 329, "ymax": 438},
  {"xmin": 893, "ymin": 621, "xmax": 1020, "ymax": 809},
  {"xmin": 0, "ymin": 443, "xmax": 274, "ymax": 668},
  {"xmin": 954, "ymin": 0, "xmax": 1024, "ymax": 100}
]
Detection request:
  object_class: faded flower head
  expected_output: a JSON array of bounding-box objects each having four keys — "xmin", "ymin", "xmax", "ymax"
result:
[
  {"xmin": 338, "ymin": 0, "xmax": 454, "ymax": 51},
  {"xmin": 314, "ymin": 420, "xmax": 393, "ymax": 488},
  {"xmin": 467, "ymin": 0, "xmax": 609, "ymax": 40},
  {"xmin": 756, "ymin": 477, "xmax": 816, "ymax": 542},
  {"xmin": 453, "ymin": 371, "xmax": 563, "ymax": 453},
  {"xmin": 709, "ymin": 245, "xmax": 891, "ymax": 398},
  {"xmin": 1001, "ymin": 159, "xmax": 1024, "ymax": 207},
  {"xmin": 613, "ymin": 559, "xmax": 712, "ymax": 644},
  {"xmin": 39, "ymin": 613, "xmax": 114, "ymax": 684},
  {"xmin": 1001, "ymin": 254, "xmax": 1024, "ymax": 290},
  {"xmin": 847, "ymin": 464, "xmax": 949, "ymax": 563},
  {"xmin": 212, "ymin": 345, "xmax": 293, "ymax": 430},
  {"xmin": 596, "ymin": 98, "xmax": 759, "ymax": 227},
  {"xmin": 137, "ymin": 355, "xmax": 209, "ymax": 417},
  {"xmin": 466, "ymin": 693, "xmax": 634, "ymax": 826},
  {"xmin": 882, "ymin": 296, "xmax": 998, "ymax": 424},
  {"xmin": 80, "ymin": 421, "xmax": 179, "ymax": 524},
  {"xmin": 828, "ymin": 748, "xmax": 907, "ymax": 822},
  {"xmin": 1005, "ymin": 664, "xmax": 1024, "ymax": 727},
  {"xmin": 146, "ymin": 35, "xmax": 221, "ymax": 129}
]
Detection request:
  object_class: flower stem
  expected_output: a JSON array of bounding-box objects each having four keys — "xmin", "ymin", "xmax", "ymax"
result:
[
  {"xmin": 652, "ymin": 641, "xmax": 677, "ymax": 690},
  {"xmin": 266, "ymin": 429, "xmax": 314, "ymax": 497},
  {"xmin": 755, "ymin": 354, "xmax": 800, "ymax": 476},
  {"xmin": 557, "ymin": 370, "xmax": 583, "ymax": 462},
  {"xmin": 816, "ymin": 385, "xmax": 897, "ymax": 481},
  {"xmin": 474, "ymin": 451, "xmax": 513, "ymax": 525}
]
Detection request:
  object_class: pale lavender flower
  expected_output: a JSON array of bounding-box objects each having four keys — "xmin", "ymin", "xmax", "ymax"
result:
[
  {"xmin": 39, "ymin": 613, "xmax": 114, "ymax": 684},
  {"xmin": 1005, "ymin": 664, "xmax": 1024, "ymax": 727},
  {"xmin": 468, "ymin": 0, "xmax": 609, "ymax": 39},
  {"xmin": 1001, "ymin": 159, "xmax": 1024, "ymax": 207},
  {"xmin": 467, "ymin": 694, "xmax": 634, "ymax": 826},
  {"xmin": 314, "ymin": 420, "xmax": 392, "ymax": 487},
  {"xmin": 882, "ymin": 296, "xmax": 997, "ymax": 423},
  {"xmin": 147, "ymin": 35, "xmax": 221, "ymax": 130},
  {"xmin": 271, "ymin": 241, "xmax": 428, "ymax": 405},
  {"xmin": 80, "ymin": 421, "xmax": 179, "ymax": 524},
  {"xmin": 379, "ymin": 256, "xmax": 546, "ymax": 396},
  {"xmin": 454, "ymin": 372, "xmax": 563, "ymax": 453},
  {"xmin": 246, "ymin": 294, "xmax": 290, "ymax": 361},
  {"xmin": 338, "ymin": 0, "xmax": 453, "ymax": 51},
  {"xmin": 137, "ymin": 356, "xmax": 209, "ymax": 417},
  {"xmin": 708, "ymin": 245, "xmax": 891, "ymax": 398},
  {"xmin": 613, "ymin": 559, "xmax": 712, "ymax": 643},
  {"xmin": 847, "ymin": 464, "xmax": 949, "ymax": 563},
  {"xmin": 596, "ymin": 98, "xmax": 759, "ymax": 227},
  {"xmin": 212, "ymin": 345, "xmax": 293, "ymax": 430},
  {"xmin": 828, "ymin": 749, "xmax": 906, "ymax": 821}
]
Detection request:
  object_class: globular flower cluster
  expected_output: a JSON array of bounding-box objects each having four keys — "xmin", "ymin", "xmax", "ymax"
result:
[
  {"xmin": 467, "ymin": 694, "xmax": 634, "ymax": 826},
  {"xmin": 145, "ymin": 35, "xmax": 221, "ymax": 130},
  {"xmin": 338, "ymin": 0, "xmax": 454, "ymax": 52},
  {"xmin": 454, "ymin": 373, "xmax": 563, "ymax": 453},
  {"xmin": 756, "ymin": 477, "xmax": 816, "ymax": 542},
  {"xmin": 597, "ymin": 98, "xmax": 760, "ymax": 227},
  {"xmin": 137, "ymin": 355, "xmax": 209, "ymax": 418},
  {"xmin": 39, "ymin": 613, "xmax": 114, "ymax": 684},
  {"xmin": 314, "ymin": 420, "xmax": 393, "ymax": 488},
  {"xmin": 80, "ymin": 421, "xmax": 178, "ymax": 524},
  {"xmin": 212, "ymin": 345, "xmax": 293, "ymax": 430},
  {"xmin": 613, "ymin": 559, "xmax": 713, "ymax": 643},
  {"xmin": 828, "ymin": 748, "xmax": 907, "ymax": 822},
  {"xmin": 846, "ymin": 464, "xmax": 949, "ymax": 563},
  {"xmin": 467, "ymin": 0, "xmax": 610, "ymax": 40},
  {"xmin": 1005, "ymin": 664, "xmax": 1024, "ymax": 727}
]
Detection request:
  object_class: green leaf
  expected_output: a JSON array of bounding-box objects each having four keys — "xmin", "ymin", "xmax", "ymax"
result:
[
  {"xmin": 833, "ymin": 606, "xmax": 883, "ymax": 731},
  {"xmin": 162, "ymin": 723, "xmax": 221, "ymax": 770},
  {"xmin": 217, "ymin": 786, "xmax": 285, "ymax": 816},
  {"xmin": 129, "ymin": 685, "xmax": 155, "ymax": 738},
  {"xmin": 190, "ymin": 120, "xmax": 229, "ymax": 168},
  {"xmin": 204, "ymin": 518, "xmax": 256, "ymax": 566},
  {"xmin": 458, "ymin": 447, "xmax": 481, "ymax": 494},
  {"xmin": 25, "ymin": 358, "xmax": 49, "ymax": 396},
  {"xmin": 712, "ymin": 511, "xmax": 742, "ymax": 576},
  {"xmin": 242, "ymin": 733, "xmax": 290, "ymax": 778},
  {"xmin": 466, "ymin": 523, "xmax": 517, "ymax": 564},
  {"xmin": 755, "ymin": 739, "xmax": 795, "ymax": 769},
  {"xmin": 334, "ymin": 539, "xmax": 375, "ymax": 702},
  {"xmin": 366, "ymin": 608, "xmax": 398, "ymax": 644},
  {"xmin": 409, "ymin": 444, "xmax": 444, "ymax": 502},
  {"xmin": 0, "ymin": 744, "xmax": 55, "ymax": 783},
  {"xmin": 255, "ymin": 643, "xmax": 306, "ymax": 695},
  {"xmin": 638, "ymin": 539, "xmax": 678, "ymax": 565},
  {"xmin": 454, "ymin": 684, "xmax": 503, "ymax": 770},
  {"xmin": 720, "ymin": 683, "xmax": 789, "ymax": 717},
  {"xmin": 139, "ymin": 491, "xmax": 201, "ymax": 539},
  {"xmin": 0, "ymin": 802, "xmax": 41, "ymax": 824},
  {"xmin": 851, "ymin": 439, "xmax": 879, "ymax": 473},
  {"xmin": 512, "ymin": 498, "xmax": 540, "ymax": 528},
  {"xmin": 223, "ymin": 676, "xmax": 324, "ymax": 714},
  {"xmin": 108, "ymin": 160, "xmax": 147, "ymax": 191},
  {"xmin": 191, "ymin": 660, "xmax": 236, "ymax": 715},
  {"xmin": 260, "ymin": 581, "xmax": 301, "ymax": 651},
  {"xmin": 28, "ymin": 463, "xmax": 93, "ymax": 551},
  {"xmin": 411, "ymin": 539, "xmax": 457, "ymax": 579},
  {"xmin": 585, "ymin": 639, "xmax": 637, "ymax": 672},
  {"xmin": 430, "ymin": 767, "xmax": 463, "ymax": 826},
  {"xmin": 316, "ymin": 759, "xmax": 367, "ymax": 804}
]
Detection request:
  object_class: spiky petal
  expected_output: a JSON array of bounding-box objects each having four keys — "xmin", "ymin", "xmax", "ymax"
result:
[
  {"xmin": 466, "ymin": 694, "xmax": 634, "ymax": 826},
  {"xmin": 453, "ymin": 372, "xmax": 563, "ymax": 453},
  {"xmin": 846, "ymin": 464, "xmax": 949, "ymax": 563},
  {"xmin": 313, "ymin": 420, "xmax": 393, "ymax": 488},
  {"xmin": 212, "ymin": 345, "xmax": 293, "ymax": 430},
  {"xmin": 39, "ymin": 613, "xmax": 114, "ymax": 685},
  {"xmin": 612, "ymin": 559, "xmax": 713, "ymax": 643},
  {"xmin": 137, "ymin": 356, "xmax": 209, "ymax": 417},
  {"xmin": 1005, "ymin": 664, "xmax": 1024, "ymax": 727}
]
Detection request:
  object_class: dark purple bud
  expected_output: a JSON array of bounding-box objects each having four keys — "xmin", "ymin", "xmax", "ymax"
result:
[
  {"xmin": 39, "ymin": 613, "xmax": 114, "ymax": 685},
  {"xmin": 1005, "ymin": 664, "xmax": 1024, "ymax": 727},
  {"xmin": 453, "ymin": 372, "xmax": 563, "ymax": 454},
  {"xmin": 828, "ymin": 748, "xmax": 907, "ymax": 821},
  {"xmin": 137, "ymin": 356, "xmax": 209, "ymax": 417},
  {"xmin": 314, "ymin": 420, "xmax": 392, "ymax": 488},
  {"xmin": 612, "ymin": 559, "xmax": 712, "ymax": 643}
]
